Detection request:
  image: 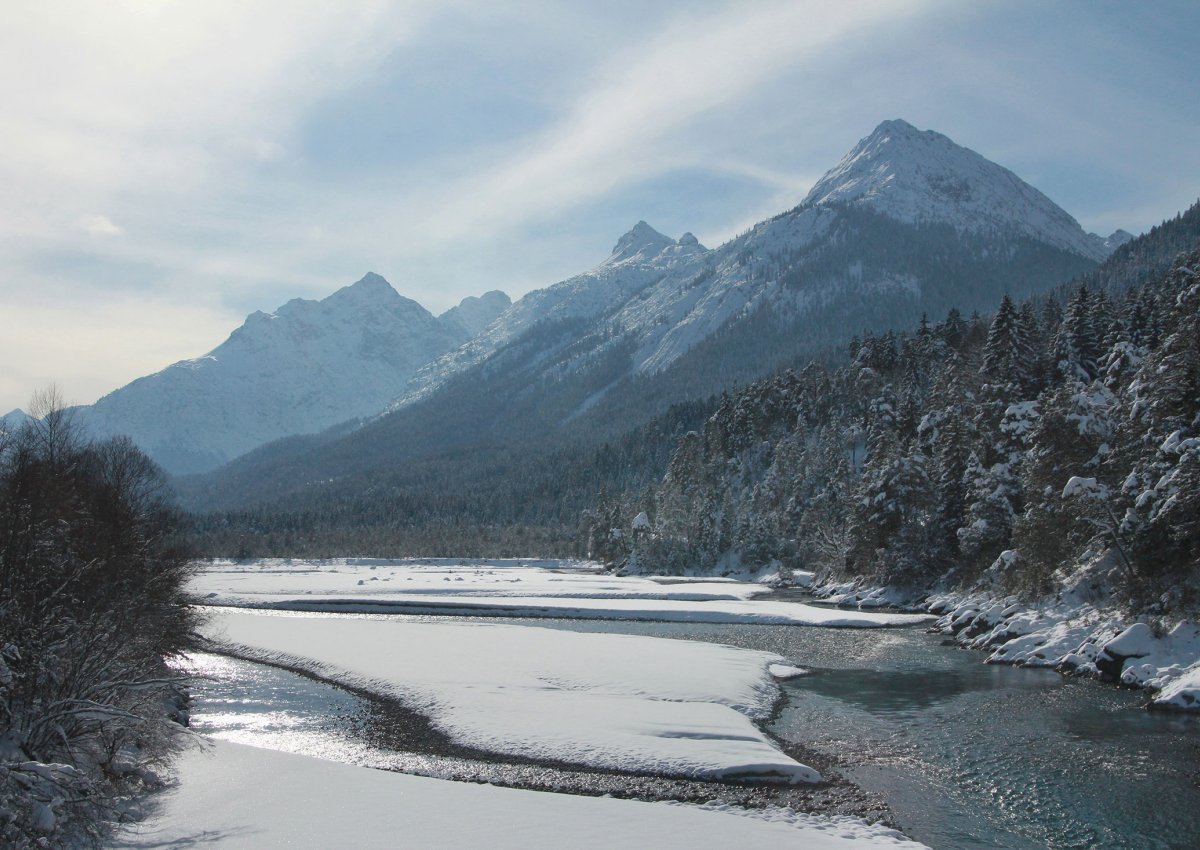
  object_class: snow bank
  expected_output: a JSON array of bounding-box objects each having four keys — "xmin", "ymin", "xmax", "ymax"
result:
[
  {"xmin": 193, "ymin": 558, "xmax": 769, "ymax": 601},
  {"xmin": 114, "ymin": 741, "xmax": 928, "ymax": 849},
  {"xmin": 927, "ymin": 592, "xmax": 1200, "ymax": 711},
  {"xmin": 203, "ymin": 610, "xmax": 821, "ymax": 783},
  {"xmin": 192, "ymin": 560, "xmax": 931, "ymax": 628}
]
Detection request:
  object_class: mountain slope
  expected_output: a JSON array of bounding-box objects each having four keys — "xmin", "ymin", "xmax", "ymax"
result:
[
  {"xmin": 182, "ymin": 119, "xmax": 1118, "ymax": 527},
  {"xmin": 394, "ymin": 221, "xmax": 708, "ymax": 409},
  {"xmin": 78, "ymin": 274, "xmax": 507, "ymax": 474}
]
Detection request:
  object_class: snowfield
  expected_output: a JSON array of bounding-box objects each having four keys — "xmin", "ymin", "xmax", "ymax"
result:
[
  {"xmin": 191, "ymin": 559, "xmax": 932, "ymax": 628},
  {"xmin": 113, "ymin": 740, "xmax": 930, "ymax": 849},
  {"xmin": 202, "ymin": 609, "xmax": 821, "ymax": 784}
]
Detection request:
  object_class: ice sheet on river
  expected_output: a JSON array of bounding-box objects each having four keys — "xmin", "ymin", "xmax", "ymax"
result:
[
  {"xmin": 114, "ymin": 740, "xmax": 929, "ymax": 849},
  {"xmin": 192, "ymin": 559, "xmax": 931, "ymax": 627},
  {"xmin": 203, "ymin": 610, "xmax": 821, "ymax": 783}
]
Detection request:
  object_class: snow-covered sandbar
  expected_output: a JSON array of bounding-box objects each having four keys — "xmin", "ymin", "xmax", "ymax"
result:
[
  {"xmin": 191, "ymin": 559, "xmax": 932, "ymax": 628},
  {"xmin": 113, "ymin": 740, "xmax": 929, "ymax": 849},
  {"xmin": 203, "ymin": 609, "xmax": 820, "ymax": 783}
]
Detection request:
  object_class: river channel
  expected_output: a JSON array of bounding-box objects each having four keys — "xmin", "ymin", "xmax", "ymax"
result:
[{"xmin": 180, "ymin": 613, "xmax": 1200, "ymax": 849}]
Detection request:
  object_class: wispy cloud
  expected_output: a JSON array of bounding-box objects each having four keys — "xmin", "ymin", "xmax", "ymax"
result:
[
  {"xmin": 2, "ymin": 0, "xmax": 1198, "ymax": 412},
  {"xmin": 409, "ymin": 0, "xmax": 921, "ymax": 245}
]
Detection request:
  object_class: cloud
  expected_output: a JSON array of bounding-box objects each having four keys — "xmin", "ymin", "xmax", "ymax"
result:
[
  {"xmin": 408, "ymin": 0, "xmax": 924, "ymax": 245},
  {"xmin": 0, "ymin": 1, "xmax": 438, "ymax": 247},
  {"xmin": 78, "ymin": 214, "xmax": 122, "ymax": 236}
]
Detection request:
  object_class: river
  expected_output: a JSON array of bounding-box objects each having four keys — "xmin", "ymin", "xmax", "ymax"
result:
[{"xmin": 180, "ymin": 613, "xmax": 1200, "ymax": 850}]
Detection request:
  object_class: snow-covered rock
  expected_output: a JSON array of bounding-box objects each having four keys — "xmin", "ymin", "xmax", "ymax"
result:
[{"xmin": 928, "ymin": 591, "xmax": 1200, "ymax": 711}]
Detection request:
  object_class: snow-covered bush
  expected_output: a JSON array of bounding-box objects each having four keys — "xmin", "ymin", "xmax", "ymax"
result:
[{"xmin": 0, "ymin": 394, "xmax": 197, "ymax": 846}]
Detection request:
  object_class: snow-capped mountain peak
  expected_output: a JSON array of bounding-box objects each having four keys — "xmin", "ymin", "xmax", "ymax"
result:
[
  {"xmin": 76, "ymin": 273, "xmax": 501, "ymax": 474},
  {"xmin": 803, "ymin": 119, "xmax": 1112, "ymax": 261},
  {"xmin": 609, "ymin": 221, "xmax": 676, "ymax": 263}
]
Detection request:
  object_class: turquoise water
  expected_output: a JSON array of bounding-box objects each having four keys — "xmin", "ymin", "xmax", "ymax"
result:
[{"xmin": 522, "ymin": 619, "xmax": 1200, "ymax": 850}]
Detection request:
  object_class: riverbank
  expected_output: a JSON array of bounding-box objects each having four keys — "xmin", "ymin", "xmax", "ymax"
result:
[{"xmin": 812, "ymin": 580, "xmax": 1200, "ymax": 710}]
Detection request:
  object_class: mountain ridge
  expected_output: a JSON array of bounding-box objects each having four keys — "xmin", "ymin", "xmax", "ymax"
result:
[
  {"xmin": 75, "ymin": 274, "xmax": 509, "ymax": 474},
  {"xmin": 179, "ymin": 119, "xmax": 1123, "ymax": 523}
]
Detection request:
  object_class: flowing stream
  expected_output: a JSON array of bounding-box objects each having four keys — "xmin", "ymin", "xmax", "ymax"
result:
[{"xmin": 181, "ymin": 614, "xmax": 1200, "ymax": 850}]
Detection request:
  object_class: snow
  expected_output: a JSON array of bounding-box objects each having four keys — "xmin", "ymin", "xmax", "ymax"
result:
[
  {"xmin": 928, "ymin": 591, "xmax": 1200, "ymax": 711},
  {"xmin": 1155, "ymin": 663, "xmax": 1200, "ymax": 710},
  {"xmin": 203, "ymin": 609, "xmax": 821, "ymax": 783},
  {"xmin": 113, "ymin": 740, "xmax": 930, "ymax": 849},
  {"xmin": 191, "ymin": 559, "xmax": 933, "ymax": 628},
  {"xmin": 802, "ymin": 119, "xmax": 1112, "ymax": 261}
]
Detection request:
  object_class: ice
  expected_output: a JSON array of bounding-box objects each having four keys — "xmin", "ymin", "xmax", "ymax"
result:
[
  {"xmin": 112, "ymin": 740, "xmax": 930, "ymax": 849},
  {"xmin": 203, "ymin": 610, "xmax": 822, "ymax": 783}
]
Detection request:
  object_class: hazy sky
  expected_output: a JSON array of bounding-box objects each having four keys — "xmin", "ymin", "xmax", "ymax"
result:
[{"xmin": 2, "ymin": 0, "xmax": 1198, "ymax": 413}]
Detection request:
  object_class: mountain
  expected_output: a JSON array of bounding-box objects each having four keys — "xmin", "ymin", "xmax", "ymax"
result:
[
  {"xmin": 392, "ymin": 120, "xmax": 1112, "ymax": 415},
  {"xmin": 392, "ymin": 222, "xmax": 707, "ymax": 409},
  {"xmin": 437, "ymin": 290, "xmax": 512, "ymax": 338},
  {"xmin": 803, "ymin": 119, "xmax": 1113, "ymax": 260},
  {"xmin": 181, "ymin": 119, "xmax": 1123, "ymax": 539},
  {"xmin": 0, "ymin": 408, "xmax": 32, "ymax": 435},
  {"xmin": 77, "ymin": 274, "xmax": 509, "ymax": 474}
]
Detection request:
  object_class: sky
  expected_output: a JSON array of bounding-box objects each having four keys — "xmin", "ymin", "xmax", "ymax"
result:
[{"xmin": 2, "ymin": 0, "xmax": 1198, "ymax": 414}]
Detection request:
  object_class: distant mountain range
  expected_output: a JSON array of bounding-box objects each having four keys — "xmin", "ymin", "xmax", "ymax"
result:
[{"xmin": 165, "ymin": 119, "xmax": 1146, "ymax": 531}]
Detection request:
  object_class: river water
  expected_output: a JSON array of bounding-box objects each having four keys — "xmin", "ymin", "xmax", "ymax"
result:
[{"xmin": 181, "ymin": 614, "xmax": 1200, "ymax": 850}]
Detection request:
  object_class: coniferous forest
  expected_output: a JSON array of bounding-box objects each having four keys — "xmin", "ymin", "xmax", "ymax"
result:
[
  {"xmin": 190, "ymin": 202, "xmax": 1200, "ymax": 625},
  {"xmin": 601, "ymin": 214, "xmax": 1200, "ymax": 616}
]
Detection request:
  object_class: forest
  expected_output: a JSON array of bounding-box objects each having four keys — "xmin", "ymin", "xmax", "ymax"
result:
[{"xmin": 600, "ymin": 215, "xmax": 1200, "ymax": 614}]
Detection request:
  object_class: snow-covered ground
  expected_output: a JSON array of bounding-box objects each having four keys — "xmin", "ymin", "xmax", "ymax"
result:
[
  {"xmin": 926, "ymin": 592, "xmax": 1200, "ymax": 710},
  {"xmin": 816, "ymin": 575, "xmax": 1200, "ymax": 711},
  {"xmin": 113, "ymin": 740, "xmax": 929, "ymax": 849},
  {"xmin": 155, "ymin": 559, "xmax": 942, "ymax": 847},
  {"xmin": 203, "ymin": 609, "xmax": 820, "ymax": 783},
  {"xmin": 191, "ymin": 559, "xmax": 931, "ymax": 628}
]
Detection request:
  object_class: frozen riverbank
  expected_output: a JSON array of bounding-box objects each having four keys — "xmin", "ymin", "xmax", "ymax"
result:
[
  {"xmin": 190, "ymin": 559, "xmax": 932, "ymax": 627},
  {"xmin": 814, "ymin": 581, "xmax": 1200, "ymax": 710},
  {"xmin": 112, "ymin": 740, "xmax": 928, "ymax": 849}
]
